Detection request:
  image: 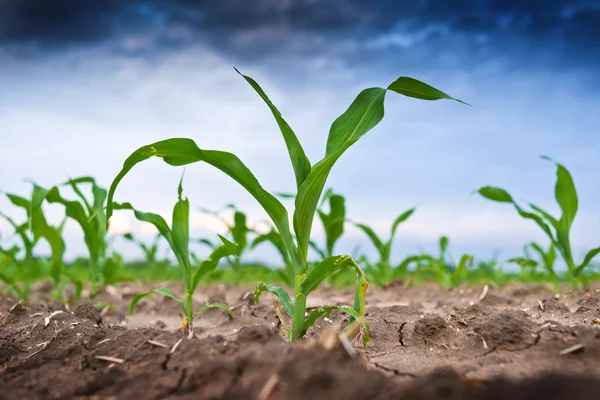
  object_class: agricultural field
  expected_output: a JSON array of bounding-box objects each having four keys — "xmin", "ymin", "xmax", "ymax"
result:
[{"xmin": 1, "ymin": 70, "xmax": 600, "ymax": 400}]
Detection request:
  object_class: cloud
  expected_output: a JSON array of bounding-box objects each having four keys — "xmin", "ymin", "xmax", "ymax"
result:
[{"xmin": 1, "ymin": 0, "xmax": 599, "ymax": 68}]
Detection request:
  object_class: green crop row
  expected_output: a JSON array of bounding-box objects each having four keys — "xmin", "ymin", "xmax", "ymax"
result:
[{"xmin": 1, "ymin": 69, "xmax": 598, "ymax": 344}]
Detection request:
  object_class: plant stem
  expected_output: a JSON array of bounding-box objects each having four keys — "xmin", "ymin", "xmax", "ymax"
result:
[
  {"xmin": 185, "ymin": 289, "xmax": 194, "ymax": 338},
  {"xmin": 292, "ymin": 272, "xmax": 306, "ymax": 341}
]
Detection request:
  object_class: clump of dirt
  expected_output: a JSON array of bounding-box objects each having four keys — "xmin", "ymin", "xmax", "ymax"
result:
[{"xmin": 1, "ymin": 281, "xmax": 600, "ymax": 399}]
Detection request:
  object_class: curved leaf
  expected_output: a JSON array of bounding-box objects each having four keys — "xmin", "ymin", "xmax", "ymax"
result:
[
  {"xmin": 105, "ymin": 138, "xmax": 296, "ymax": 267},
  {"xmin": 388, "ymin": 77, "xmax": 469, "ymax": 105},
  {"xmin": 352, "ymin": 222, "xmax": 384, "ymax": 253},
  {"xmin": 129, "ymin": 288, "xmax": 183, "ymax": 314},
  {"xmin": 477, "ymin": 186, "xmax": 514, "ymax": 203},
  {"xmin": 235, "ymin": 67, "xmax": 311, "ymax": 188},
  {"xmin": 194, "ymin": 302, "xmax": 233, "ymax": 319},
  {"xmin": 112, "ymin": 202, "xmax": 174, "ymax": 249},
  {"xmin": 253, "ymin": 282, "xmax": 294, "ymax": 317},
  {"xmin": 301, "ymin": 305, "xmax": 370, "ymax": 346},
  {"xmin": 294, "ymin": 88, "xmax": 386, "ymax": 262},
  {"xmin": 575, "ymin": 247, "xmax": 600, "ymax": 276},
  {"xmin": 191, "ymin": 244, "xmax": 235, "ymax": 292},
  {"xmin": 389, "ymin": 208, "xmax": 415, "ymax": 240},
  {"xmin": 301, "ymin": 255, "xmax": 360, "ymax": 295}
]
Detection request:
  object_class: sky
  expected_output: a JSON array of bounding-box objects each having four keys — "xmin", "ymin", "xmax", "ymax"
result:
[{"xmin": 1, "ymin": 0, "xmax": 599, "ymax": 267}]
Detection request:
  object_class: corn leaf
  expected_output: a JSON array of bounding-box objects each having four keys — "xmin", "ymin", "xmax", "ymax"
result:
[
  {"xmin": 191, "ymin": 243, "xmax": 235, "ymax": 292},
  {"xmin": 194, "ymin": 302, "xmax": 233, "ymax": 319},
  {"xmin": 129, "ymin": 288, "xmax": 183, "ymax": 314},
  {"xmin": 301, "ymin": 255, "xmax": 359, "ymax": 295},
  {"xmin": 575, "ymin": 247, "xmax": 600, "ymax": 276},
  {"xmin": 235, "ymin": 67, "xmax": 311, "ymax": 189},
  {"xmin": 301, "ymin": 305, "xmax": 370, "ymax": 346},
  {"xmin": 112, "ymin": 202, "xmax": 174, "ymax": 249},
  {"xmin": 105, "ymin": 138, "xmax": 297, "ymax": 267},
  {"xmin": 388, "ymin": 76, "xmax": 469, "ymax": 105},
  {"xmin": 254, "ymin": 283, "xmax": 294, "ymax": 317},
  {"xmin": 172, "ymin": 182, "xmax": 191, "ymax": 275}
]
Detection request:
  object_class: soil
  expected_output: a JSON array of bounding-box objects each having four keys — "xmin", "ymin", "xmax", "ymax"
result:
[{"xmin": 1, "ymin": 281, "xmax": 600, "ymax": 399}]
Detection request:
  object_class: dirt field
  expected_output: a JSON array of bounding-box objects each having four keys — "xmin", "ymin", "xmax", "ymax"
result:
[{"xmin": 1, "ymin": 281, "xmax": 600, "ymax": 399}]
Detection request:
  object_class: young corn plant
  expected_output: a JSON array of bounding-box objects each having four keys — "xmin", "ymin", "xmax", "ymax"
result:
[
  {"xmin": 508, "ymin": 242, "xmax": 558, "ymax": 282},
  {"xmin": 407, "ymin": 236, "xmax": 474, "ymax": 288},
  {"xmin": 105, "ymin": 68, "xmax": 465, "ymax": 343},
  {"xmin": 198, "ymin": 205, "xmax": 253, "ymax": 284},
  {"xmin": 115, "ymin": 179, "xmax": 235, "ymax": 338},
  {"xmin": 477, "ymin": 157, "xmax": 600, "ymax": 286},
  {"xmin": 123, "ymin": 232, "xmax": 162, "ymax": 264},
  {"xmin": 31, "ymin": 177, "xmax": 118, "ymax": 299},
  {"xmin": 1, "ymin": 185, "xmax": 67, "ymax": 299},
  {"xmin": 351, "ymin": 208, "xmax": 416, "ymax": 285}
]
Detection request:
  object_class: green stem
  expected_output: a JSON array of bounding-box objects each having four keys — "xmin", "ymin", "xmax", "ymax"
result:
[
  {"xmin": 292, "ymin": 272, "xmax": 306, "ymax": 341},
  {"xmin": 184, "ymin": 288, "xmax": 194, "ymax": 338}
]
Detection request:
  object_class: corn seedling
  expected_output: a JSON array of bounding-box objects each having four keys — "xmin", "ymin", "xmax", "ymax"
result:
[
  {"xmin": 115, "ymin": 178, "xmax": 235, "ymax": 338},
  {"xmin": 1, "ymin": 185, "xmax": 67, "ymax": 299},
  {"xmin": 508, "ymin": 242, "xmax": 558, "ymax": 282},
  {"xmin": 105, "ymin": 68, "xmax": 465, "ymax": 343},
  {"xmin": 31, "ymin": 177, "xmax": 121, "ymax": 299},
  {"xmin": 477, "ymin": 157, "xmax": 600, "ymax": 286},
  {"xmin": 123, "ymin": 232, "xmax": 163, "ymax": 265},
  {"xmin": 198, "ymin": 205, "xmax": 253, "ymax": 284},
  {"xmin": 407, "ymin": 236, "xmax": 474, "ymax": 288},
  {"xmin": 351, "ymin": 208, "xmax": 415, "ymax": 285}
]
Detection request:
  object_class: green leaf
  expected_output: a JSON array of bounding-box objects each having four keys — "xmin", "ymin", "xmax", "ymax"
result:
[
  {"xmin": 389, "ymin": 208, "xmax": 415, "ymax": 240},
  {"xmin": 301, "ymin": 305, "xmax": 370, "ymax": 345},
  {"xmin": 294, "ymin": 87, "xmax": 387, "ymax": 262},
  {"xmin": 231, "ymin": 211, "xmax": 248, "ymax": 254},
  {"xmin": 194, "ymin": 302, "xmax": 233, "ymax": 319},
  {"xmin": 388, "ymin": 76, "xmax": 469, "ymax": 105},
  {"xmin": 191, "ymin": 244, "xmax": 235, "ymax": 292},
  {"xmin": 322, "ymin": 194, "xmax": 346, "ymax": 256},
  {"xmin": 253, "ymin": 283, "xmax": 294, "ymax": 317},
  {"xmin": 451, "ymin": 254, "xmax": 473, "ymax": 287},
  {"xmin": 477, "ymin": 186, "xmax": 514, "ymax": 203},
  {"xmin": 353, "ymin": 222, "xmax": 384, "ymax": 252},
  {"xmin": 105, "ymin": 138, "xmax": 296, "ymax": 268},
  {"xmin": 251, "ymin": 229, "xmax": 292, "ymax": 269},
  {"xmin": 300, "ymin": 255, "xmax": 360, "ymax": 295},
  {"xmin": 508, "ymin": 257, "xmax": 538, "ymax": 268},
  {"xmin": 172, "ymin": 189, "xmax": 191, "ymax": 275},
  {"xmin": 235, "ymin": 67, "xmax": 311, "ymax": 189},
  {"xmin": 129, "ymin": 288, "xmax": 183, "ymax": 314},
  {"xmin": 542, "ymin": 156, "xmax": 578, "ymax": 232},
  {"xmin": 575, "ymin": 247, "xmax": 600, "ymax": 276},
  {"xmin": 439, "ymin": 236, "xmax": 449, "ymax": 256},
  {"xmin": 112, "ymin": 202, "xmax": 174, "ymax": 249}
]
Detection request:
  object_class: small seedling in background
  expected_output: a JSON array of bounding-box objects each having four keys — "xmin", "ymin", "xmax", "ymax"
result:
[
  {"xmin": 1, "ymin": 185, "xmax": 67, "ymax": 300},
  {"xmin": 310, "ymin": 188, "xmax": 346, "ymax": 260},
  {"xmin": 251, "ymin": 227, "xmax": 295, "ymax": 286},
  {"xmin": 31, "ymin": 177, "xmax": 128, "ymax": 300},
  {"xmin": 509, "ymin": 242, "xmax": 558, "ymax": 283},
  {"xmin": 106, "ymin": 67, "xmax": 465, "ymax": 343},
  {"xmin": 405, "ymin": 236, "xmax": 474, "ymax": 288},
  {"xmin": 123, "ymin": 232, "xmax": 163, "ymax": 265},
  {"xmin": 351, "ymin": 208, "xmax": 415, "ymax": 286},
  {"xmin": 114, "ymin": 178, "xmax": 235, "ymax": 338},
  {"xmin": 477, "ymin": 157, "xmax": 600, "ymax": 287},
  {"xmin": 197, "ymin": 204, "xmax": 253, "ymax": 284}
]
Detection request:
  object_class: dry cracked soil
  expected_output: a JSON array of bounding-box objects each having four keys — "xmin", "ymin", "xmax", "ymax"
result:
[{"xmin": 1, "ymin": 281, "xmax": 600, "ymax": 399}]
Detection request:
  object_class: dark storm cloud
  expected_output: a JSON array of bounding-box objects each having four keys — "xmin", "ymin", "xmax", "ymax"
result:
[{"xmin": 0, "ymin": 0, "xmax": 598, "ymax": 57}]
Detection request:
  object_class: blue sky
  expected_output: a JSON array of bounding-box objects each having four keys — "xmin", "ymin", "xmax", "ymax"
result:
[{"xmin": 1, "ymin": 0, "xmax": 599, "ymax": 266}]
